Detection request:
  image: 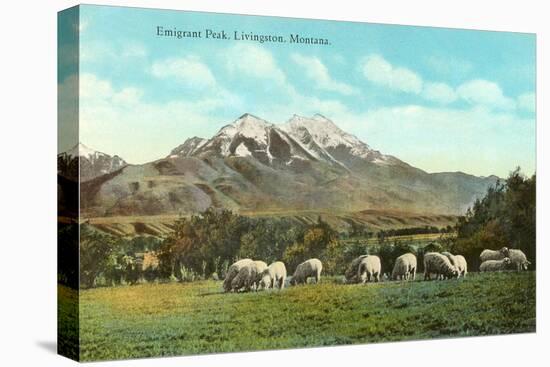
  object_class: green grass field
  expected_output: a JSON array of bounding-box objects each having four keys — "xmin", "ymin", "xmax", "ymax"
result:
[{"xmin": 61, "ymin": 271, "xmax": 535, "ymax": 361}]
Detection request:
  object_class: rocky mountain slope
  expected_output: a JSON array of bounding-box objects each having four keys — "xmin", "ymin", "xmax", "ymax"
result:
[{"xmin": 73, "ymin": 114, "xmax": 498, "ymax": 219}]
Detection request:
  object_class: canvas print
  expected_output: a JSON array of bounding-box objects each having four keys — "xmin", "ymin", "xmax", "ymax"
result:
[{"xmin": 57, "ymin": 5, "xmax": 536, "ymax": 362}]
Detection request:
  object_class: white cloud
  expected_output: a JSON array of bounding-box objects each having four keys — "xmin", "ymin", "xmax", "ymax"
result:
[
  {"xmin": 517, "ymin": 92, "xmax": 535, "ymax": 113},
  {"xmin": 225, "ymin": 43, "xmax": 287, "ymax": 85},
  {"xmin": 359, "ymin": 54, "xmax": 525, "ymax": 112},
  {"xmin": 423, "ymin": 82, "xmax": 457, "ymax": 104},
  {"xmin": 291, "ymin": 53, "xmax": 357, "ymax": 95},
  {"xmin": 456, "ymin": 79, "xmax": 516, "ymax": 110},
  {"xmin": 77, "ymin": 73, "xmax": 242, "ymax": 163},
  {"xmin": 359, "ymin": 104, "xmax": 535, "ymax": 176},
  {"xmin": 81, "ymin": 41, "xmax": 148, "ymax": 64},
  {"xmin": 222, "ymin": 44, "xmax": 348, "ymax": 121},
  {"xmin": 121, "ymin": 43, "xmax": 147, "ymax": 58},
  {"xmin": 364, "ymin": 104, "xmax": 525, "ymax": 133},
  {"xmin": 151, "ymin": 56, "xmax": 217, "ymax": 89},
  {"xmin": 360, "ymin": 54, "xmax": 423, "ymax": 94},
  {"xmin": 79, "ymin": 73, "xmax": 143, "ymax": 105},
  {"xmin": 425, "ymin": 55, "xmax": 473, "ymax": 78}
]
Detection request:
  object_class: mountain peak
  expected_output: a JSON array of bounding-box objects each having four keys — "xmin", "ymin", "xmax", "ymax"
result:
[
  {"xmin": 313, "ymin": 113, "xmax": 330, "ymax": 120},
  {"xmin": 283, "ymin": 114, "xmax": 368, "ymax": 152},
  {"xmin": 286, "ymin": 114, "xmax": 342, "ymax": 132},
  {"xmin": 66, "ymin": 142, "xmax": 99, "ymax": 158},
  {"xmin": 238, "ymin": 112, "xmax": 262, "ymax": 120},
  {"xmin": 59, "ymin": 143, "xmax": 127, "ymax": 181},
  {"xmin": 219, "ymin": 113, "xmax": 272, "ymax": 141},
  {"xmin": 169, "ymin": 136, "xmax": 208, "ymax": 157},
  {"xmin": 234, "ymin": 113, "xmax": 271, "ymax": 128}
]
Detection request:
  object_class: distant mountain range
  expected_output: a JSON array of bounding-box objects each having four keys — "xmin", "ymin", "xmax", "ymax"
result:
[
  {"xmin": 58, "ymin": 143, "xmax": 127, "ymax": 181},
  {"xmin": 58, "ymin": 114, "xmax": 498, "ymax": 219}
]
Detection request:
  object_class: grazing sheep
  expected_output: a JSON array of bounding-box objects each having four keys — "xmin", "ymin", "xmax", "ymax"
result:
[
  {"xmin": 508, "ymin": 249, "xmax": 531, "ymax": 271},
  {"xmin": 223, "ymin": 258, "xmax": 253, "ymax": 292},
  {"xmin": 480, "ymin": 247, "xmax": 509, "ymax": 262},
  {"xmin": 391, "ymin": 253, "xmax": 417, "ymax": 281},
  {"xmin": 454, "ymin": 255, "xmax": 468, "ymax": 278},
  {"xmin": 259, "ymin": 261, "xmax": 287, "ymax": 290},
  {"xmin": 442, "ymin": 252, "xmax": 468, "ymax": 278},
  {"xmin": 423, "ymin": 252, "xmax": 459, "ymax": 280},
  {"xmin": 480, "ymin": 258, "xmax": 512, "ymax": 272},
  {"xmin": 290, "ymin": 258, "xmax": 323, "ymax": 285},
  {"xmin": 230, "ymin": 260, "xmax": 267, "ymax": 292},
  {"xmin": 358, "ymin": 255, "xmax": 382, "ymax": 283},
  {"xmin": 231, "ymin": 264, "xmax": 255, "ymax": 292},
  {"xmin": 250, "ymin": 260, "xmax": 268, "ymax": 290},
  {"xmin": 345, "ymin": 255, "xmax": 369, "ymax": 283},
  {"xmin": 441, "ymin": 251, "xmax": 458, "ymax": 266}
]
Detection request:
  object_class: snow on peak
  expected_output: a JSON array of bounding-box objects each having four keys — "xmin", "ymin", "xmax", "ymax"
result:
[
  {"xmin": 64, "ymin": 143, "xmax": 127, "ymax": 165},
  {"xmin": 172, "ymin": 113, "xmax": 399, "ymax": 167},
  {"xmin": 282, "ymin": 114, "xmax": 370, "ymax": 154},
  {"xmin": 212, "ymin": 113, "xmax": 273, "ymax": 155},
  {"xmin": 170, "ymin": 136, "xmax": 208, "ymax": 157},
  {"xmin": 233, "ymin": 113, "xmax": 272, "ymax": 140},
  {"xmin": 67, "ymin": 142, "xmax": 100, "ymax": 159}
]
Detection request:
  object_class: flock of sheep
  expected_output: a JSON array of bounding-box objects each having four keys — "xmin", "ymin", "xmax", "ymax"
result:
[
  {"xmin": 479, "ymin": 247, "xmax": 531, "ymax": 272},
  {"xmin": 223, "ymin": 247, "xmax": 531, "ymax": 292}
]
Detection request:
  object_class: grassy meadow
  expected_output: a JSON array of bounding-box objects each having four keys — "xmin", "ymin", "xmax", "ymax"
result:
[{"xmin": 61, "ymin": 271, "xmax": 536, "ymax": 361}]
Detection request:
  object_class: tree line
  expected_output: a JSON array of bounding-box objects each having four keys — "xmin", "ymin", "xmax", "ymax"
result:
[{"xmin": 451, "ymin": 168, "xmax": 536, "ymax": 270}]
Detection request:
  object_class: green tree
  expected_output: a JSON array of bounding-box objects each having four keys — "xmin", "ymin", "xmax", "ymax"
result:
[
  {"xmin": 453, "ymin": 168, "xmax": 536, "ymax": 270},
  {"xmin": 80, "ymin": 225, "xmax": 115, "ymax": 288},
  {"xmin": 283, "ymin": 217, "xmax": 338, "ymax": 273}
]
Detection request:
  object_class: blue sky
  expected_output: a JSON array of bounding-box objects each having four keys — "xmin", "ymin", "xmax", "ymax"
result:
[{"xmin": 59, "ymin": 5, "xmax": 536, "ymax": 177}]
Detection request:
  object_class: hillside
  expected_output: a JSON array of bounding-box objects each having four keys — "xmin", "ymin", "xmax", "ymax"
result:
[
  {"xmin": 59, "ymin": 114, "xmax": 498, "ymax": 226},
  {"xmin": 85, "ymin": 209, "xmax": 458, "ymax": 237}
]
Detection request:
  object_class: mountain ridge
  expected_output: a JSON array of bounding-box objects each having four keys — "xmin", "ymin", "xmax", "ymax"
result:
[
  {"xmin": 59, "ymin": 114, "xmax": 499, "ymax": 218},
  {"xmin": 168, "ymin": 113, "xmax": 408, "ymax": 172},
  {"xmin": 58, "ymin": 142, "xmax": 127, "ymax": 181}
]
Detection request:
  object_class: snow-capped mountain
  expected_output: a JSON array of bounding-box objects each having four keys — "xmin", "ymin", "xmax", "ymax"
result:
[
  {"xmin": 74, "ymin": 113, "xmax": 498, "ymax": 219},
  {"xmin": 58, "ymin": 143, "xmax": 127, "ymax": 181},
  {"xmin": 172, "ymin": 113, "xmax": 404, "ymax": 170},
  {"xmin": 281, "ymin": 114, "xmax": 405, "ymax": 168},
  {"xmin": 283, "ymin": 114, "xmax": 370, "ymax": 154},
  {"xmin": 174, "ymin": 113, "xmax": 318, "ymax": 167},
  {"xmin": 199, "ymin": 113, "xmax": 273, "ymax": 157}
]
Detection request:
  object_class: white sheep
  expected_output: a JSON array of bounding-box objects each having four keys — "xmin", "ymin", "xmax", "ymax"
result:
[
  {"xmin": 231, "ymin": 264, "xmax": 255, "ymax": 292},
  {"xmin": 442, "ymin": 252, "xmax": 468, "ymax": 278},
  {"xmin": 423, "ymin": 252, "xmax": 458, "ymax": 280},
  {"xmin": 454, "ymin": 255, "xmax": 468, "ymax": 278},
  {"xmin": 223, "ymin": 258, "xmax": 253, "ymax": 292},
  {"xmin": 508, "ymin": 249, "xmax": 531, "ymax": 271},
  {"xmin": 230, "ymin": 260, "xmax": 267, "ymax": 292},
  {"xmin": 345, "ymin": 255, "xmax": 369, "ymax": 283},
  {"xmin": 259, "ymin": 261, "xmax": 287, "ymax": 290},
  {"xmin": 479, "ymin": 247, "xmax": 509, "ymax": 262},
  {"xmin": 391, "ymin": 253, "xmax": 417, "ymax": 281},
  {"xmin": 441, "ymin": 251, "xmax": 457, "ymax": 266},
  {"xmin": 250, "ymin": 260, "xmax": 268, "ymax": 290},
  {"xmin": 290, "ymin": 258, "xmax": 323, "ymax": 285},
  {"xmin": 358, "ymin": 255, "xmax": 382, "ymax": 283},
  {"xmin": 479, "ymin": 258, "xmax": 512, "ymax": 272}
]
